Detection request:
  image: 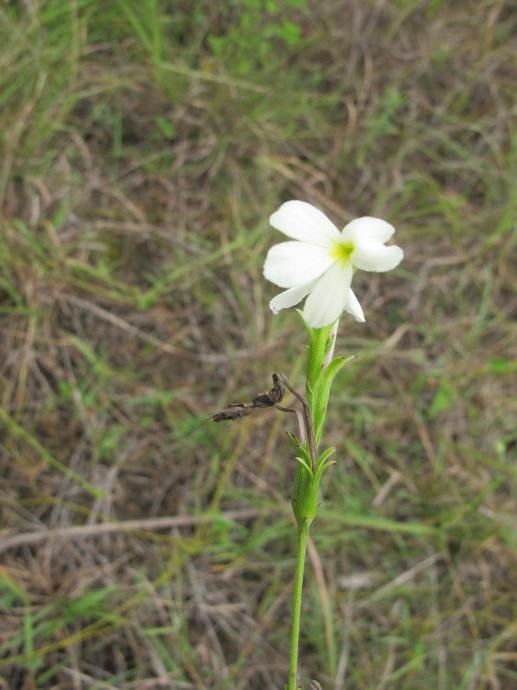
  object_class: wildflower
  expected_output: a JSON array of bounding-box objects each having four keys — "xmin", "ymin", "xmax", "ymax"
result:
[{"xmin": 263, "ymin": 200, "xmax": 403, "ymax": 328}]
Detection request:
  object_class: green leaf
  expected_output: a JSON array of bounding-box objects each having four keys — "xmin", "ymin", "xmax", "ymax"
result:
[
  {"xmin": 292, "ymin": 446, "xmax": 336, "ymax": 527},
  {"xmin": 295, "ymin": 455, "xmax": 313, "ymax": 476},
  {"xmin": 301, "ymin": 450, "xmax": 335, "ymax": 525},
  {"xmin": 429, "ymin": 380, "xmax": 455, "ymax": 416},
  {"xmin": 316, "ymin": 446, "xmax": 336, "ymax": 469},
  {"xmin": 285, "ymin": 431, "xmax": 305, "ymax": 456},
  {"xmin": 305, "ymin": 323, "xmax": 334, "ymax": 396},
  {"xmin": 276, "ymin": 20, "xmax": 301, "ymax": 47},
  {"xmin": 154, "ymin": 115, "xmax": 176, "ymax": 140},
  {"xmin": 313, "ymin": 355, "xmax": 355, "ymax": 444},
  {"xmin": 489, "ymin": 357, "xmax": 514, "ymax": 375}
]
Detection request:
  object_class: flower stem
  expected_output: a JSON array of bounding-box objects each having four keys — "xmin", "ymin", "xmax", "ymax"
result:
[{"xmin": 287, "ymin": 519, "xmax": 310, "ymax": 690}]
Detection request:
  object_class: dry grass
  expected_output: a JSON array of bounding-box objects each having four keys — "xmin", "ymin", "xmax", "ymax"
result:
[{"xmin": 0, "ymin": 1, "xmax": 516, "ymax": 688}]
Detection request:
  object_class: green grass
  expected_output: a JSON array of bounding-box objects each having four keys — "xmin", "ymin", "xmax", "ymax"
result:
[{"xmin": 0, "ymin": 1, "xmax": 515, "ymax": 689}]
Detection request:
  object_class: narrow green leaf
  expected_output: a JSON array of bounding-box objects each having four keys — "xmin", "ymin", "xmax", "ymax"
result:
[
  {"xmin": 295, "ymin": 455, "xmax": 314, "ymax": 476},
  {"xmin": 306, "ymin": 324, "xmax": 333, "ymax": 396},
  {"xmin": 316, "ymin": 446, "xmax": 336, "ymax": 469},
  {"xmin": 313, "ymin": 355, "xmax": 355, "ymax": 443}
]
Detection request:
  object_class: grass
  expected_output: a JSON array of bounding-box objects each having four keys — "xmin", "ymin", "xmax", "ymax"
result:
[{"xmin": 0, "ymin": 1, "xmax": 516, "ymax": 688}]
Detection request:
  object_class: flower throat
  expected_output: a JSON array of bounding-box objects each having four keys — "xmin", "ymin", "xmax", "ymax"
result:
[{"xmin": 331, "ymin": 240, "xmax": 355, "ymax": 265}]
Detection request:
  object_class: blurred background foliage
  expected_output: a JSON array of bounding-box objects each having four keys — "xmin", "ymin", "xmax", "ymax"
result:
[{"xmin": 0, "ymin": 1, "xmax": 515, "ymax": 689}]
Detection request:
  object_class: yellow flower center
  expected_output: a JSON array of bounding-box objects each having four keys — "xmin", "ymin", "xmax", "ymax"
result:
[{"xmin": 331, "ymin": 240, "xmax": 355, "ymax": 265}]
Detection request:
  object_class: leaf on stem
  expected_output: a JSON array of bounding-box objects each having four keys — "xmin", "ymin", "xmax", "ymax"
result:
[
  {"xmin": 295, "ymin": 455, "xmax": 314, "ymax": 476},
  {"xmin": 313, "ymin": 355, "xmax": 356, "ymax": 443}
]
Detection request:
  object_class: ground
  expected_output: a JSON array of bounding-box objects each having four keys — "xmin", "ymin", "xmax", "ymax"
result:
[{"xmin": 0, "ymin": 1, "xmax": 516, "ymax": 689}]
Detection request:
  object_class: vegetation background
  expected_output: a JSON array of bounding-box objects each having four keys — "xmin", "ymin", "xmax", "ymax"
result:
[{"xmin": 0, "ymin": 1, "xmax": 515, "ymax": 688}]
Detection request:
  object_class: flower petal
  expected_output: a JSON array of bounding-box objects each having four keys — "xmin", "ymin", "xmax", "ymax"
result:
[
  {"xmin": 303, "ymin": 262, "xmax": 353, "ymax": 328},
  {"xmin": 270, "ymin": 201, "xmax": 341, "ymax": 247},
  {"xmin": 342, "ymin": 217, "xmax": 395, "ymax": 244},
  {"xmin": 269, "ymin": 279, "xmax": 318, "ymax": 314},
  {"xmin": 344, "ymin": 289, "xmax": 365, "ymax": 322},
  {"xmin": 352, "ymin": 243, "xmax": 403, "ymax": 272},
  {"xmin": 263, "ymin": 241, "xmax": 333, "ymax": 288}
]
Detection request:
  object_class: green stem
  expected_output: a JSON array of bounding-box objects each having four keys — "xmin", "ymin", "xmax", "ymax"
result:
[{"xmin": 287, "ymin": 519, "xmax": 310, "ymax": 690}]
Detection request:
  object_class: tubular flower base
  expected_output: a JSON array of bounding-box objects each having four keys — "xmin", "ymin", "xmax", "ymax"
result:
[{"xmin": 263, "ymin": 200, "xmax": 404, "ymax": 328}]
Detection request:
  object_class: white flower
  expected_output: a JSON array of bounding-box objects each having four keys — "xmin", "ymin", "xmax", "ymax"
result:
[{"xmin": 263, "ymin": 201, "xmax": 403, "ymax": 328}]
